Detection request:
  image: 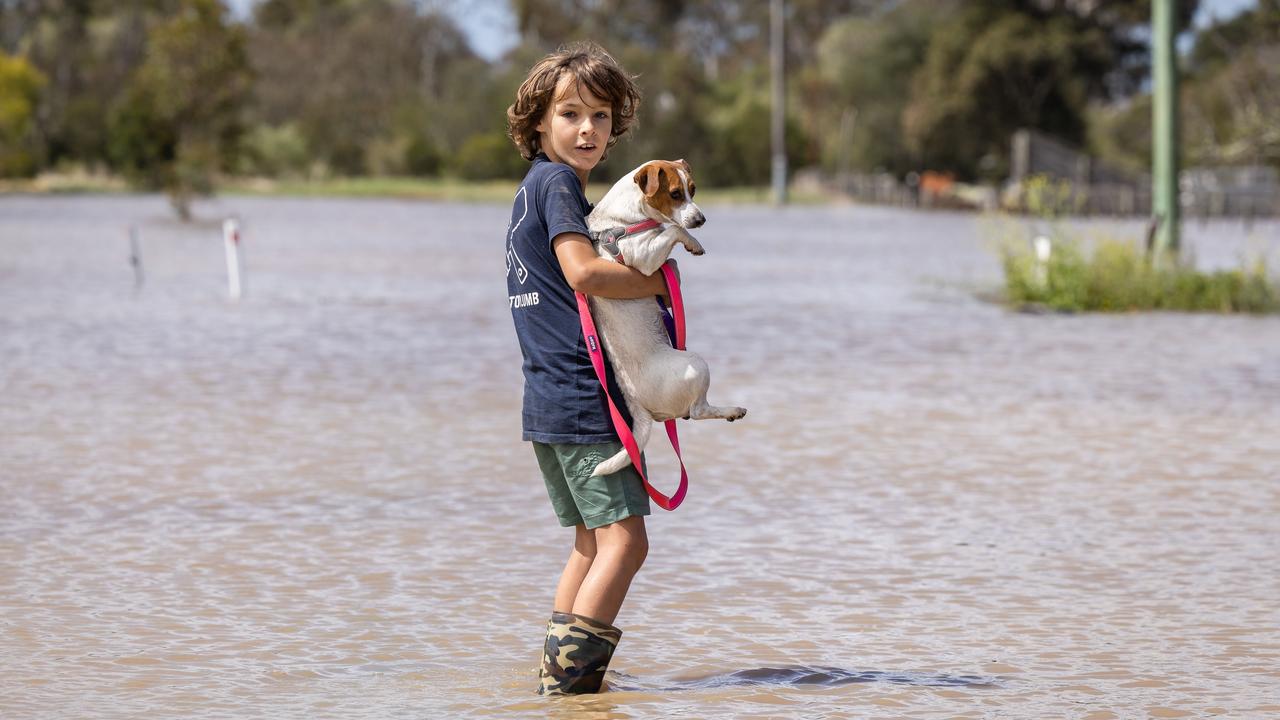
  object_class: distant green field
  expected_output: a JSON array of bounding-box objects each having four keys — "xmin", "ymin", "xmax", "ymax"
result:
[
  {"xmin": 2, "ymin": 173, "xmax": 831, "ymax": 206},
  {"xmin": 225, "ymin": 176, "xmax": 833, "ymax": 205}
]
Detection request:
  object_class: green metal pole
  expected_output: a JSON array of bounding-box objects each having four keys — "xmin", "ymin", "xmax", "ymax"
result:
[
  {"xmin": 1152, "ymin": 0, "xmax": 1179, "ymax": 254},
  {"xmin": 770, "ymin": 0, "xmax": 787, "ymax": 205}
]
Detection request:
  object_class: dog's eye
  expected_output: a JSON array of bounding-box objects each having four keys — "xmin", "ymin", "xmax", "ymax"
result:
[
  {"xmin": 689, "ymin": 186, "xmax": 696, "ymax": 198},
  {"xmin": 670, "ymin": 190, "xmax": 682, "ymax": 200}
]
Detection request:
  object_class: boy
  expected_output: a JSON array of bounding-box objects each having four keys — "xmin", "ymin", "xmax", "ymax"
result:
[{"xmin": 504, "ymin": 43, "xmax": 663, "ymax": 695}]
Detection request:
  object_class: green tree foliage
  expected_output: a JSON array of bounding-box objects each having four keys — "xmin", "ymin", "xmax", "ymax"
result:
[
  {"xmin": 240, "ymin": 122, "xmax": 311, "ymax": 177},
  {"xmin": 1086, "ymin": 96, "xmax": 1152, "ymax": 176},
  {"xmin": 452, "ymin": 132, "xmax": 527, "ymax": 180},
  {"xmin": 1091, "ymin": 1, "xmax": 1280, "ymax": 173},
  {"xmin": 508, "ymin": 0, "xmax": 866, "ymax": 183},
  {"xmin": 8, "ymin": 0, "xmax": 1269, "ymax": 199},
  {"xmin": 107, "ymin": 0, "xmax": 251, "ymax": 218},
  {"xmin": 812, "ymin": 0, "xmax": 941, "ymax": 176},
  {"xmin": 901, "ymin": 0, "xmax": 1196, "ymax": 181},
  {"xmin": 248, "ymin": 0, "xmax": 474, "ymax": 177},
  {"xmin": 0, "ymin": 50, "xmax": 45, "ymax": 177},
  {"xmin": 1183, "ymin": 1, "xmax": 1280, "ymax": 167}
]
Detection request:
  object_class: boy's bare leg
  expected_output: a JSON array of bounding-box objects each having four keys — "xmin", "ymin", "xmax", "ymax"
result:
[
  {"xmin": 553, "ymin": 524, "xmax": 597, "ymax": 613},
  {"xmin": 571, "ymin": 516, "xmax": 648, "ymax": 625}
]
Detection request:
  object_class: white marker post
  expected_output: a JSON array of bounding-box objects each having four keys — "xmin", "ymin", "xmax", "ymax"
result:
[
  {"xmin": 223, "ymin": 218, "xmax": 243, "ymax": 300},
  {"xmin": 1033, "ymin": 235, "xmax": 1052, "ymax": 288}
]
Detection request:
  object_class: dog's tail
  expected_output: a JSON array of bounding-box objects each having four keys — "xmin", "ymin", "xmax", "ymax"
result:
[{"xmin": 591, "ymin": 404, "xmax": 652, "ymax": 477}]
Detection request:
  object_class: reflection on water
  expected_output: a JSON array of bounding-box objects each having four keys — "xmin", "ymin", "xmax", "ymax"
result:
[
  {"xmin": 622, "ymin": 666, "xmax": 999, "ymax": 690},
  {"xmin": 1, "ymin": 195, "xmax": 1278, "ymax": 719}
]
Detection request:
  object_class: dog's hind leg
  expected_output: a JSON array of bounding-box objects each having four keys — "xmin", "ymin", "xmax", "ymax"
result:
[
  {"xmin": 685, "ymin": 367, "xmax": 746, "ymax": 422},
  {"xmin": 670, "ymin": 352, "xmax": 746, "ymax": 423},
  {"xmin": 688, "ymin": 396, "xmax": 747, "ymax": 422},
  {"xmin": 591, "ymin": 404, "xmax": 654, "ymax": 477}
]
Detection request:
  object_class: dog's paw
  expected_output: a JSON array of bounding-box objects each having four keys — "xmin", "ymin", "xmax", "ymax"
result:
[
  {"xmin": 725, "ymin": 407, "xmax": 746, "ymax": 422},
  {"xmin": 687, "ymin": 240, "xmax": 706, "ymax": 256}
]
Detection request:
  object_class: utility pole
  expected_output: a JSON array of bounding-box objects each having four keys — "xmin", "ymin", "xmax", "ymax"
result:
[
  {"xmin": 1152, "ymin": 0, "xmax": 1179, "ymax": 254},
  {"xmin": 770, "ymin": 0, "xmax": 787, "ymax": 205}
]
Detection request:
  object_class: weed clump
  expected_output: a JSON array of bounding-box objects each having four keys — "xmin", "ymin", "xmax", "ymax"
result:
[
  {"xmin": 1001, "ymin": 238, "xmax": 1279, "ymax": 313},
  {"xmin": 996, "ymin": 175, "xmax": 1279, "ymax": 314}
]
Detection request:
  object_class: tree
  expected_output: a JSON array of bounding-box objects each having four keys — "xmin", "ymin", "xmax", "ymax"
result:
[
  {"xmin": 812, "ymin": 0, "xmax": 943, "ymax": 176},
  {"xmin": 108, "ymin": 0, "xmax": 252, "ymax": 218},
  {"xmin": 902, "ymin": 0, "xmax": 1197, "ymax": 181},
  {"xmin": 248, "ymin": 0, "xmax": 474, "ymax": 177},
  {"xmin": 1182, "ymin": 1, "xmax": 1280, "ymax": 168},
  {"xmin": 1089, "ymin": 1, "xmax": 1279, "ymax": 174},
  {"xmin": 0, "ymin": 50, "xmax": 45, "ymax": 177}
]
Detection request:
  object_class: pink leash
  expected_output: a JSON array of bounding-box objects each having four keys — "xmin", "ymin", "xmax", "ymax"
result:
[{"xmin": 576, "ymin": 259, "xmax": 687, "ymax": 511}]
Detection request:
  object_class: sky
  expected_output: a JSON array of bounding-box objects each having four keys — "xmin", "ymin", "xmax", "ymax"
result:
[{"xmin": 226, "ymin": 0, "xmax": 1258, "ymax": 62}]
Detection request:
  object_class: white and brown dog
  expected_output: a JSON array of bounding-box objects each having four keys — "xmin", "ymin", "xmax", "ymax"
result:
[{"xmin": 585, "ymin": 159, "xmax": 746, "ymax": 477}]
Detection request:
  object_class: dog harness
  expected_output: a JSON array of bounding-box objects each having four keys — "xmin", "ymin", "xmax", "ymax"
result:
[
  {"xmin": 576, "ymin": 221, "xmax": 688, "ymax": 511},
  {"xmin": 590, "ymin": 219, "xmax": 661, "ymax": 264}
]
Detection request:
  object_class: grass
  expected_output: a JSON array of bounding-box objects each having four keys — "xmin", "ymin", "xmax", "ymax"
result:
[
  {"xmin": 0, "ymin": 169, "xmax": 131, "ymax": 194},
  {"xmin": 223, "ymin": 175, "xmax": 520, "ymax": 202},
  {"xmin": 3, "ymin": 170, "xmax": 832, "ymax": 206},
  {"xmin": 998, "ymin": 233, "xmax": 1280, "ymax": 314}
]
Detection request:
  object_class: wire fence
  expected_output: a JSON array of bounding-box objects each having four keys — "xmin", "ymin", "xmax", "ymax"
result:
[{"xmin": 799, "ymin": 129, "xmax": 1280, "ymax": 218}]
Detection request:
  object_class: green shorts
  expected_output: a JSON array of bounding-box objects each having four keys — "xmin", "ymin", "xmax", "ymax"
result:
[{"xmin": 533, "ymin": 441, "xmax": 651, "ymax": 529}]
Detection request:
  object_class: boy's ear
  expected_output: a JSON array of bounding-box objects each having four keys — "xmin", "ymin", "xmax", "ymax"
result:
[{"xmin": 634, "ymin": 162, "xmax": 664, "ymax": 198}]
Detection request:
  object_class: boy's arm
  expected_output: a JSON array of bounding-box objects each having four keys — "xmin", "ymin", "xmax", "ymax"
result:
[{"xmin": 553, "ymin": 232, "xmax": 671, "ymax": 300}]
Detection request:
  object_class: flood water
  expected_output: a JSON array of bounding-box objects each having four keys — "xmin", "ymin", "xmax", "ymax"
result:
[{"xmin": 2, "ymin": 194, "xmax": 1278, "ymax": 719}]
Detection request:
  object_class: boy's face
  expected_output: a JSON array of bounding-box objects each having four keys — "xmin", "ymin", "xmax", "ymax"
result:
[{"xmin": 536, "ymin": 74, "xmax": 612, "ymax": 184}]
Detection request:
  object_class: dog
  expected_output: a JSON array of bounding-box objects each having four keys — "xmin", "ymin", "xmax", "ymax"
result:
[{"xmin": 585, "ymin": 159, "xmax": 746, "ymax": 477}]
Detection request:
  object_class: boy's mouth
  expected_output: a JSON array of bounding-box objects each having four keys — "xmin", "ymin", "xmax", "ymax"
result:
[{"xmin": 576, "ymin": 143, "xmax": 597, "ymax": 152}]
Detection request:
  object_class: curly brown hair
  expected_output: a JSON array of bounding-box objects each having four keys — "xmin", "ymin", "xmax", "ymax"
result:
[{"xmin": 506, "ymin": 42, "xmax": 642, "ymax": 162}]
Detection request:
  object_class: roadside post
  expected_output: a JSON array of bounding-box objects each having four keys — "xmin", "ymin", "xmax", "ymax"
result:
[{"xmin": 223, "ymin": 218, "xmax": 243, "ymax": 300}]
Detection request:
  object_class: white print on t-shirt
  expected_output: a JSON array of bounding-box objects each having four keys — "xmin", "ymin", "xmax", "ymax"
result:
[
  {"xmin": 506, "ymin": 186, "xmax": 529, "ymax": 285},
  {"xmin": 509, "ymin": 291, "xmax": 539, "ymax": 309}
]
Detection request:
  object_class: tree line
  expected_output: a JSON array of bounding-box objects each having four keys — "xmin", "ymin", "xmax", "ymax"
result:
[{"xmin": 1, "ymin": 0, "xmax": 1277, "ymax": 215}]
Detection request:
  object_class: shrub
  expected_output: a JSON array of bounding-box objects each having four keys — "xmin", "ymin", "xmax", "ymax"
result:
[
  {"xmin": 241, "ymin": 123, "xmax": 310, "ymax": 178},
  {"xmin": 451, "ymin": 132, "xmax": 526, "ymax": 181},
  {"xmin": 1000, "ymin": 236, "xmax": 1279, "ymax": 314},
  {"xmin": 0, "ymin": 52, "xmax": 47, "ymax": 177}
]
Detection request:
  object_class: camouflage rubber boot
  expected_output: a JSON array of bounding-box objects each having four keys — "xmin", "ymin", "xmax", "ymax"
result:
[{"xmin": 537, "ymin": 611, "xmax": 623, "ymax": 695}]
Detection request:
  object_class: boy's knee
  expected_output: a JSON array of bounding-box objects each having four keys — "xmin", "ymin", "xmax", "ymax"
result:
[
  {"xmin": 595, "ymin": 516, "xmax": 648, "ymax": 571},
  {"xmin": 629, "ymin": 537, "xmax": 649, "ymax": 570},
  {"xmin": 574, "ymin": 524, "xmax": 597, "ymax": 557}
]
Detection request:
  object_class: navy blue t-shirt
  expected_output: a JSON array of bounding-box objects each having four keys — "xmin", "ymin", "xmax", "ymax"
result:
[{"xmin": 506, "ymin": 154, "xmax": 631, "ymax": 443}]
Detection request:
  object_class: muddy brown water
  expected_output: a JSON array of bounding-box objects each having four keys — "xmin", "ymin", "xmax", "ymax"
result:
[{"xmin": 2, "ymin": 195, "xmax": 1278, "ymax": 719}]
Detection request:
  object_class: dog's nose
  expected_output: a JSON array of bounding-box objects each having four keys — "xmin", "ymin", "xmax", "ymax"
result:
[{"xmin": 688, "ymin": 211, "xmax": 706, "ymax": 229}]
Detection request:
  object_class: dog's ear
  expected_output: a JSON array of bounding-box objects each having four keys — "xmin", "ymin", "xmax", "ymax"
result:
[{"xmin": 634, "ymin": 162, "xmax": 664, "ymax": 198}]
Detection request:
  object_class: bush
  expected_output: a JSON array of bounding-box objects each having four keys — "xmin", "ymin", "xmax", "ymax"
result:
[
  {"xmin": 405, "ymin": 133, "xmax": 442, "ymax": 177},
  {"xmin": 451, "ymin": 132, "xmax": 526, "ymax": 181},
  {"xmin": 1000, "ymin": 236, "xmax": 1279, "ymax": 314},
  {"xmin": 702, "ymin": 95, "xmax": 807, "ymax": 187},
  {"xmin": 0, "ymin": 52, "xmax": 47, "ymax": 177},
  {"xmin": 241, "ymin": 123, "xmax": 310, "ymax": 177}
]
